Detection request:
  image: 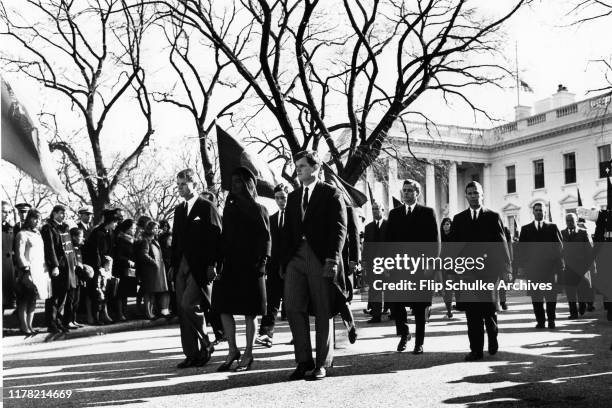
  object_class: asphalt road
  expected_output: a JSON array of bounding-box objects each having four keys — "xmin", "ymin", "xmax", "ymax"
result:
[{"xmin": 3, "ymin": 295, "xmax": 612, "ymax": 408}]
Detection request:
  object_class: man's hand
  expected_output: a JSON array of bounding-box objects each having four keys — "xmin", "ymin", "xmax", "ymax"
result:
[
  {"xmin": 167, "ymin": 267, "xmax": 174, "ymax": 282},
  {"xmin": 50, "ymin": 267, "xmax": 59, "ymax": 277},
  {"xmin": 206, "ymin": 265, "xmax": 217, "ymax": 282},
  {"xmin": 322, "ymin": 259, "xmax": 338, "ymax": 278}
]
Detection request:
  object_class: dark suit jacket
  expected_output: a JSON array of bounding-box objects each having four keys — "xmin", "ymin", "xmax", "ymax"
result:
[
  {"xmin": 561, "ymin": 227, "xmax": 592, "ymax": 286},
  {"xmin": 450, "ymin": 208, "xmax": 511, "ymax": 302},
  {"xmin": 268, "ymin": 210, "xmax": 285, "ymax": 279},
  {"xmin": 386, "ymin": 204, "xmax": 439, "ymax": 246},
  {"xmin": 281, "ymin": 181, "xmax": 348, "ymax": 311},
  {"xmin": 170, "ymin": 197, "xmax": 222, "ymax": 288},
  {"xmin": 516, "ymin": 221, "xmax": 564, "ymax": 283},
  {"xmin": 41, "ymin": 220, "xmax": 77, "ymax": 288},
  {"xmin": 364, "ymin": 219, "xmax": 388, "ymax": 243},
  {"xmin": 281, "ymin": 181, "xmax": 347, "ymax": 267},
  {"xmin": 342, "ymin": 206, "xmax": 361, "ymax": 267}
]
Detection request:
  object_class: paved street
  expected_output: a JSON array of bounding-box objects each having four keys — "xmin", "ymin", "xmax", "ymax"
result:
[{"xmin": 3, "ymin": 295, "xmax": 612, "ymax": 408}]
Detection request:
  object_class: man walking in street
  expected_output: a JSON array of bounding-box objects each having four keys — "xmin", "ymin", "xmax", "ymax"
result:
[
  {"xmin": 450, "ymin": 181, "xmax": 511, "ymax": 361},
  {"xmin": 170, "ymin": 169, "xmax": 222, "ymax": 368},
  {"xmin": 282, "ymin": 151, "xmax": 347, "ymax": 381}
]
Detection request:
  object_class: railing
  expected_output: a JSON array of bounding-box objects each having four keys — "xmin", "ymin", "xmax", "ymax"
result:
[
  {"xmin": 497, "ymin": 122, "xmax": 518, "ymax": 134},
  {"xmin": 556, "ymin": 103, "xmax": 578, "ymax": 118},
  {"xmin": 527, "ymin": 113, "xmax": 546, "ymax": 126}
]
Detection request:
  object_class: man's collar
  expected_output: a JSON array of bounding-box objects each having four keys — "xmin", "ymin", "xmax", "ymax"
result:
[
  {"xmin": 302, "ymin": 179, "xmax": 317, "ymax": 189},
  {"xmin": 470, "ymin": 206, "xmax": 482, "ymax": 212}
]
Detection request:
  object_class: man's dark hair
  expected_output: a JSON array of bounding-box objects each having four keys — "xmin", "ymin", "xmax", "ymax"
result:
[
  {"xmin": 532, "ymin": 202, "xmax": 543, "ymax": 210},
  {"xmin": 294, "ymin": 150, "xmax": 320, "ymax": 167},
  {"xmin": 69, "ymin": 227, "xmax": 83, "ymax": 237},
  {"xmin": 402, "ymin": 179, "xmax": 421, "ymax": 195},
  {"xmin": 465, "ymin": 180, "xmax": 483, "ymax": 194},
  {"xmin": 177, "ymin": 168, "xmax": 196, "ymax": 183},
  {"xmin": 273, "ymin": 183, "xmax": 290, "ymax": 194},
  {"xmin": 102, "ymin": 209, "xmax": 121, "ymax": 225},
  {"xmin": 51, "ymin": 204, "xmax": 66, "ymax": 215}
]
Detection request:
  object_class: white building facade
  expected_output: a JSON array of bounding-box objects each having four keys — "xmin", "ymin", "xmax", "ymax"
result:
[{"xmin": 360, "ymin": 90, "xmax": 612, "ymax": 234}]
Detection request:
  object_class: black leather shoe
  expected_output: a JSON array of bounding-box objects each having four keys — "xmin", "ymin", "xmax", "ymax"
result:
[
  {"xmin": 217, "ymin": 350, "xmax": 241, "ymax": 372},
  {"xmin": 348, "ymin": 327, "xmax": 357, "ymax": 344},
  {"xmin": 535, "ymin": 322, "xmax": 545, "ymax": 329},
  {"xmin": 397, "ymin": 334, "xmax": 410, "ymax": 352},
  {"xmin": 177, "ymin": 358, "xmax": 194, "ymax": 369},
  {"xmin": 464, "ymin": 352, "xmax": 483, "ymax": 361},
  {"xmin": 578, "ymin": 303, "xmax": 586, "ymax": 316},
  {"xmin": 568, "ymin": 314, "xmax": 578, "ymax": 320},
  {"xmin": 306, "ymin": 367, "xmax": 326, "ymax": 381},
  {"xmin": 288, "ymin": 360, "xmax": 315, "ymax": 381},
  {"xmin": 500, "ymin": 302, "xmax": 508, "ymax": 311},
  {"xmin": 548, "ymin": 321, "xmax": 556, "ymax": 329},
  {"xmin": 200, "ymin": 343, "xmax": 215, "ymax": 365},
  {"xmin": 412, "ymin": 345, "xmax": 423, "ymax": 355},
  {"xmin": 235, "ymin": 356, "xmax": 254, "ymax": 372},
  {"xmin": 488, "ymin": 339, "xmax": 499, "ymax": 355},
  {"xmin": 366, "ymin": 317, "xmax": 381, "ymax": 324}
]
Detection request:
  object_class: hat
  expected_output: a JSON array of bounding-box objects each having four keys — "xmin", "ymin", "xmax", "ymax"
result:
[
  {"xmin": 232, "ymin": 166, "xmax": 257, "ymax": 184},
  {"xmin": 15, "ymin": 202, "xmax": 31, "ymax": 211},
  {"xmin": 78, "ymin": 205, "xmax": 93, "ymax": 214}
]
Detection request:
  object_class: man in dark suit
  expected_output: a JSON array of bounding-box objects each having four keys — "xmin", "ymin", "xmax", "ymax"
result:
[
  {"xmin": 561, "ymin": 213, "xmax": 593, "ymax": 318},
  {"xmin": 41, "ymin": 205, "xmax": 77, "ymax": 333},
  {"xmin": 170, "ymin": 168, "xmax": 222, "ymax": 368},
  {"xmin": 450, "ymin": 181, "xmax": 511, "ymax": 361},
  {"xmin": 76, "ymin": 206, "xmax": 94, "ymax": 239},
  {"xmin": 593, "ymin": 209, "xmax": 612, "ymax": 321},
  {"xmin": 516, "ymin": 202, "xmax": 564, "ymax": 329},
  {"xmin": 256, "ymin": 183, "xmax": 289, "ymax": 347},
  {"xmin": 282, "ymin": 150, "xmax": 347, "ymax": 381},
  {"xmin": 385, "ymin": 179, "xmax": 439, "ymax": 354},
  {"xmin": 364, "ymin": 202, "xmax": 388, "ymax": 323}
]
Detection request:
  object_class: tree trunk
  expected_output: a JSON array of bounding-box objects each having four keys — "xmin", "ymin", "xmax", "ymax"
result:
[{"xmin": 198, "ymin": 128, "xmax": 215, "ymax": 190}]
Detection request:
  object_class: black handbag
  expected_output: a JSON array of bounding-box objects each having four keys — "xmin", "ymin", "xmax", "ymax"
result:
[{"xmin": 15, "ymin": 269, "xmax": 39, "ymax": 299}]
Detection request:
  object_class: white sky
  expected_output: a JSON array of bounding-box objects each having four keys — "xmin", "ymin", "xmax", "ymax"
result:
[{"xmin": 2, "ymin": 0, "xmax": 612, "ymax": 172}]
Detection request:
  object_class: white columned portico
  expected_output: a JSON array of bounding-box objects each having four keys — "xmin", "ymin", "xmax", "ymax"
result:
[
  {"xmin": 483, "ymin": 163, "xmax": 492, "ymax": 207},
  {"xmin": 425, "ymin": 162, "xmax": 436, "ymax": 212},
  {"xmin": 448, "ymin": 161, "xmax": 458, "ymax": 217}
]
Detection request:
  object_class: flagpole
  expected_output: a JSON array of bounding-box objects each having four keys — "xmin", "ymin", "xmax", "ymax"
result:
[{"xmin": 515, "ymin": 41, "xmax": 520, "ymax": 107}]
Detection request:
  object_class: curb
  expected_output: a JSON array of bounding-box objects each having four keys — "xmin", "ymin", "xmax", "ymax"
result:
[{"xmin": 2, "ymin": 315, "xmax": 178, "ymax": 348}]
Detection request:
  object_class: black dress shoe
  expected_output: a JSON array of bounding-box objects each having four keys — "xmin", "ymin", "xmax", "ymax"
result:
[
  {"xmin": 412, "ymin": 345, "xmax": 423, "ymax": 355},
  {"xmin": 464, "ymin": 352, "xmax": 483, "ymax": 361},
  {"xmin": 348, "ymin": 327, "xmax": 357, "ymax": 344},
  {"xmin": 177, "ymin": 358, "xmax": 194, "ymax": 369},
  {"xmin": 578, "ymin": 303, "xmax": 586, "ymax": 316},
  {"xmin": 397, "ymin": 334, "xmax": 410, "ymax": 352},
  {"xmin": 217, "ymin": 351, "xmax": 241, "ymax": 372},
  {"xmin": 199, "ymin": 343, "xmax": 215, "ymax": 365},
  {"xmin": 288, "ymin": 360, "xmax": 315, "ymax": 381},
  {"xmin": 500, "ymin": 302, "xmax": 508, "ymax": 311},
  {"xmin": 548, "ymin": 321, "xmax": 556, "ymax": 329},
  {"xmin": 488, "ymin": 339, "xmax": 499, "ymax": 355},
  {"xmin": 366, "ymin": 317, "xmax": 381, "ymax": 324},
  {"xmin": 535, "ymin": 322, "xmax": 545, "ymax": 329},
  {"xmin": 235, "ymin": 356, "xmax": 254, "ymax": 372},
  {"xmin": 306, "ymin": 367, "xmax": 326, "ymax": 381},
  {"xmin": 568, "ymin": 314, "xmax": 578, "ymax": 320}
]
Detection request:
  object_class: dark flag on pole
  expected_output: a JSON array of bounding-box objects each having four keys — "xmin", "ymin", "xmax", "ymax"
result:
[
  {"xmin": 392, "ymin": 196, "xmax": 402, "ymax": 208},
  {"xmin": 367, "ymin": 182, "xmax": 375, "ymax": 204},
  {"xmin": 322, "ymin": 162, "xmax": 367, "ymax": 208},
  {"xmin": 1, "ymin": 77, "xmax": 65, "ymax": 194},
  {"xmin": 577, "ymin": 187, "xmax": 583, "ymax": 207},
  {"xmin": 513, "ymin": 218, "xmax": 519, "ymax": 240},
  {"xmin": 216, "ymin": 125, "xmax": 280, "ymax": 199},
  {"xmin": 547, "ymin": 201, "xmax": 553, "ymax": 222}
]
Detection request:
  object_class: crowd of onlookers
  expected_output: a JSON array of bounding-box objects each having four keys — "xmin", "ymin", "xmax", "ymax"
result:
[{"xmin": 2, "ymin": 201, "xmax": 176, "ymax": 336}]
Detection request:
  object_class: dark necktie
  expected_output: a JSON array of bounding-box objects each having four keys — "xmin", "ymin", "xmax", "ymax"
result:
[
  {"xmin": 472, "ymin": 209, "xmax": 477, "ymax": 221},
  {"xmin": 302, "ymin": 187, "xmax": 309, "ymax": 213},
  {"xmin": 279, "ymin": 210, "xmax": 285, "ymax": 229},
  {"xmin": 406, "ymin": 206, "xmax": 412, "ymax": 216}
]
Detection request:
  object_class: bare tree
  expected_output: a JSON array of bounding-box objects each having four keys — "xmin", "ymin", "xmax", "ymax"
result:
[
  {"xmin": 1, "ymin": 0, "xmax": 155, "ymax": 220},
  {"xmin": 146, "ymin": 0, "xmax": 528, "ymax": 185},
  {"xmin": 569, "ymin": 1, "xmax": 612, "ymax": 94},
  {"xmin": 152, "ymin": 9, "xmax": 258, "ymax": 189}
]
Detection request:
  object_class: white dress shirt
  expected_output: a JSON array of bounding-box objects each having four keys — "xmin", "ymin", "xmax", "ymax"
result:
[{"xmin": 185, "ymin": 195, "xmax": 197, "ymax": 216}]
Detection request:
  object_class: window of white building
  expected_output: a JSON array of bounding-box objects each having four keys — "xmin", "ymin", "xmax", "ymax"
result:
[
  {"xmin": 533, "ymin": 159, "xmax": 545, "ymax": 189},
  {"xmin": 597, "ymin": 144, "xmax": 611, "ymax": 178},
  {"xmin": 563, "ymin": 152, "xmax": 576, "ymax": 184},
  {"xmin": 506, "ymin": 165, "xmax": 516, "ymax": 193}
]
